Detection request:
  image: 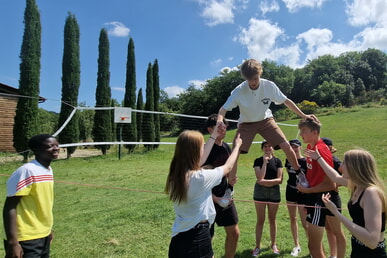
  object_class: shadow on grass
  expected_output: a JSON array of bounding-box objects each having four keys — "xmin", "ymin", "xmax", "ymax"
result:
[{"xmin": 228, "ymin": 247, "xmax": 311, "ymax": 258}]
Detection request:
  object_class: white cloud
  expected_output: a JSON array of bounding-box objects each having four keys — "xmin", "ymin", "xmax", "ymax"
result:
[
  {"xmin": 344, "ymin": 0, "xmax": 387, "ymax": 51},
  {"xmin": 104, "ymin": 22, "xmax": 130, "ymax": 37},
  {"xmin": 296, "ymin": 28, "xmax": 333, "ymax": 53},
  {"xmin": 189, "ymin": 80, "xmax": 207, "ymax": 89},
  {"xmin": 111, "ymin": 87, "xmax": 125, "ymax": 92},
  {"xmin": 282, "ymin": 0, "xmax": 328, "ymax": 12},
  {"xmin": 346, "ymin": 0, "xmax": 387, "ymax": 27},
  {"xmin": 211, "ymin": 58, "xmax": 223, "ymax": 66},
  {"xmin": 199, "ymin": 0, "xmax": 235, "ymax": 26},
  {"xmin": 236, "ymin": 18, "xmax": 284, "ymax": 60},
  {"xmin": 269, "ymin": 44, "xmax": 302, "ymax": 68},
  {"xmin": 164, "ymin": 86, "xmax": 185, "ymax": 98},
  {"xmin": 220, "ymin": 66, "xmax": 239, "ymax": 73},
  {"xmin": 295, "ymin": 28, "xmax": 363, "ymax": 62},
  {"xmin": 260, "ymin": 0, "xmax": 280, "ymax": 16}
]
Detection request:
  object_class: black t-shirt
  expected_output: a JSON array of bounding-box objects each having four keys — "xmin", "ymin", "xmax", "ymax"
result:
[
  {"xmin": 285, "ymin": 157, "xmax": 307, "ymax": 187},
  {"xmin": 253, "ymin": 156, "xmax": 283, "ymax": 180},
  {"xmin": 203, "ymin": 142, "xmax": 231, "ymax": 197}
]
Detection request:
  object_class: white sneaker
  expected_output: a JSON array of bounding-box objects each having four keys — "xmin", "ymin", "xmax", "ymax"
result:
[
  {"xmin": 252, "ymin": 247, "xmax": 260, "ymax": 257},
  {"xmin": 217, "ymin": 188, "xmax": 234, "ymax": 208},
  {"xmin": 290, "ymin": 246, "xmax": 301, "ymax": 257}
]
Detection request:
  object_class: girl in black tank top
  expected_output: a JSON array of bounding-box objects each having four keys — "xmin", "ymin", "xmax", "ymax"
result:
[{"xmin": 304, "ymin": 148, "xmax": 387, "ymax": 258}]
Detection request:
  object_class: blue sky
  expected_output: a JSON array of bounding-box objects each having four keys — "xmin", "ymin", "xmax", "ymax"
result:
[{"xmin": 1, "ymin": 0, "xmax": 386, "ymax": 112}]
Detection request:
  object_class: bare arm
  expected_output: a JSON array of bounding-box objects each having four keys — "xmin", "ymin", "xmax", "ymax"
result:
[
  {"xmin": 259, "ymin": 167, "xmax": 283, "ymax": 187},
  {"xmin": 3, "ymin": 196, "xmax": 23, "ymax": 258},
  {"xmin": 216, "ymin": 107, "xmax": 227, "ymax": 126},
  {"xmin": 322, "ymin": 187, "xmax": 384, "ymax": 249},
  {"xmin": 220, "ymin": 134, "xmax": 242, "ymax": 176},
  {"xmin": 298, "ymin": 174, "xmax": 335, "ymax": 193},
  {"xmin": 304, "ymin": 148, "xmax": 348, "ymax": 187},
  {"xmin": 200, "ymin": 124, "xmax": 220, "ymax": 166}
]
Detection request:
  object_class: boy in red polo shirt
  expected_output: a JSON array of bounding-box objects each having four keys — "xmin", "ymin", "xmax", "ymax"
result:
[{"xmin": 296, "ymin": 119, "xmax": 346, "ymax": 258}]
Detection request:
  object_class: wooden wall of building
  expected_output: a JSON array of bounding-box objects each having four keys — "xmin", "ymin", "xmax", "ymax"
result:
[{"xmin": 0, "ymin": 95, "xmax": 17, "ymax": 152}]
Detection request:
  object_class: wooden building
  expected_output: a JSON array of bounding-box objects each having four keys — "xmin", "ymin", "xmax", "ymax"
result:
[{"xmin": 0, "ymin": 83, "xmax": 45, "ymax": 153}]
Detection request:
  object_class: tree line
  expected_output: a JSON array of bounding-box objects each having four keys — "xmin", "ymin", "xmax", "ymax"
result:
[
  {"xmin": 168, "ymin": 49, "xmax": 387, "ymax": 124},
  {"xmin": 13, "ymin": 0, "xmax": 386, "ymax": 160},
  {"xmin": 13, "ymin": 0, "xmax": 160, "ymax": 159}
]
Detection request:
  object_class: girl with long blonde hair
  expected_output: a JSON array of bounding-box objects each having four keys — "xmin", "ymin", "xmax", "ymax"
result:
[{"xmin": 305, "ymin": 148, "xmax": 386, "ymax": 257}]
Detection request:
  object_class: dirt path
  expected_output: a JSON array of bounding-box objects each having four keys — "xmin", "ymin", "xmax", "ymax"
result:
[{"xmin": 0, "ymin": 149, "xmax": 101, "ymax": 164}]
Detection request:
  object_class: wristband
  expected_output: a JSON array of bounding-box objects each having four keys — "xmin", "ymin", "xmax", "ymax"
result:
[
  {"xmin": 316, "ymin": 156, "xmax": 322, "ymax": 161},
  {"xmin": 210, "ymin": 136, "xmax": 216, "ymax": 140}
]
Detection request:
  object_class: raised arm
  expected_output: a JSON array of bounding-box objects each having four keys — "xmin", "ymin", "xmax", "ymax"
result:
[
  {"xmin": 200, "ymin": 123, "xmax": 220, "ymax": 166},
  {"xmin": 216, "ymin": 107, "xmax": 227, "ymax": 127},
  {"xmin": 220, "ymin": 134, "xmax": 242, "ymax": 176},
  {"xmin": 304, "ymin": 148, "xmax": 348, "ymax": 187}
]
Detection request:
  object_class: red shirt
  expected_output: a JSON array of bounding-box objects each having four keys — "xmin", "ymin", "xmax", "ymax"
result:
[{"xmin": 306, "ymin": 138, "xmax": 333, "ymax": 187}]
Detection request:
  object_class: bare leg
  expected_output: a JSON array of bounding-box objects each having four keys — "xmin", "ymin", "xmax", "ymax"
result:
[
  {"xmin": 268, "ymin": 203, "xmax": 279, "ymax": 248},
  {"xmin": 325, "ymin": 219, "xmax": 337, "ymax": 257},
  {"xmin": 307, "ymin": 223, "xmax": 326, "ymax": 258},
  {"xmin": 254, "ymin": 201, "xmax": 266, "ymax": 249},
  {"xmin": 298, "ymin": 205, "xmax": 308, "ymax": 238},
  {"xmin": 287, "ymin": 202, "xmax": 300, "ymax": 247},
  {"xmin": 326, "ymin": 216, "xmax": 346, "ymax": 258},
  {"xmin": 224, "ymin": 224, "xmax": 240, "ymax": 258}
]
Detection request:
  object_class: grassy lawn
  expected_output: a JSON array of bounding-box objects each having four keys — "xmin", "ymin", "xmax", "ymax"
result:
[{"xmin": 0, "ymin": 106, "xmax": 386, "ymax": 257}]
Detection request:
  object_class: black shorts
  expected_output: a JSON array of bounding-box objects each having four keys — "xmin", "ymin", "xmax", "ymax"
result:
[
  {"xmin": 169, "ymin": 223, "xmax": 213, "ymax": 258},
  {"xmin": 305, "ymin": 192, "xmax": 330, "ymax": 227},
  {"xmin": 254, "ymin": 184, "xmax": 281, "ymax": 203},
  {"xmin": 210, "ymin": 201, "xmax": 239, "ymax": 237},
  {"xmin": 351, "ymin": 236, "xmax": 387, "ymax": 258},
  {"xmin": 286, "ymin": 184, "xmax": 306, "ymax": 204},
  {"xmin": 4, "ymin": 235, "xmax": 51, "ymax": 258}
]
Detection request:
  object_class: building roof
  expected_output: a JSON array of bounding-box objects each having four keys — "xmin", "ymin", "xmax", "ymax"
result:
[{"xmin": 0, "ymin": 82, "xmax": 46, "ymax": 103}]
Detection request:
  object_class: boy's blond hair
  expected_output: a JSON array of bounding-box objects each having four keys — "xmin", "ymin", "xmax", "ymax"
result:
[
  {"xmin": 240, "ymin": 59, "xmax": 263, "ymax": 80},
  {"xmin": 298, "ymin": 118, "xmax": 321, "ymax": 133}
]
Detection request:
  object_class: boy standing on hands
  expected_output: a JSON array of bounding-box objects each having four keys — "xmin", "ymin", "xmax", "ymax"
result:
[
  {"xmin": 297, "ymin": 119, "xmax": 346, "ymax": 258},
  {"xmin": 217, "ymin": 59, "xmax": 318, "ymax": 192}
]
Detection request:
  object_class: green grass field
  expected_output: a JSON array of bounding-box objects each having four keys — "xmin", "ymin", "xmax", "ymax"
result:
[{"xmin": 1, "ymin": 106, "xmax": 386, "ymax": 257}]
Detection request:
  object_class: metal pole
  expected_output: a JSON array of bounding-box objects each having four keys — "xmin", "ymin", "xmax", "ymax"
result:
[{"xmin": 118, "ymin": 124, "xmax": 122, "ymax": 160}]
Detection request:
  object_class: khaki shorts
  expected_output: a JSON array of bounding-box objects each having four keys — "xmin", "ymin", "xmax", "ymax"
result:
[{"xmin": 234, "ymin": 118, "xmax": 287, "ymax": 153}]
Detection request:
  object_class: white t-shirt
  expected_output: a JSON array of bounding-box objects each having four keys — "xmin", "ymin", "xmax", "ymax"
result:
[
  {"xmin": 222, "ymin": 79, "xmax": 287, "ymax": 123},
  {"xmin": 171, "ymin": 167, "xmax": 223, "ymax": 237}
]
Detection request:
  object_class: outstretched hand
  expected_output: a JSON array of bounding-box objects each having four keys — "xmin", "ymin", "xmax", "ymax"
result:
[
  {"xmin": 234, "ymin": 133, "xmax": 242, "ymax": 148},
  {"xmin": 304, "ymin": 148, "xmax": 321, "ymax": 160},
  {"xmin": 304, "ymin": 114, "xmax": 320, "ymax": 123},
  {"xmin": 322, "ymin": 192, "xmax": 339, "ymax": 215}
]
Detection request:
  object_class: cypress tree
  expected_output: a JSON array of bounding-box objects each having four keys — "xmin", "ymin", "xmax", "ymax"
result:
[
  {"xmin": 57, "ymin": 13, "xmax": 80, "ymax": 159},
  {"xmin": 136, "ymin": 88, "xmax": 144, "ymax": 142},
  {"xmin": 152, "ymin": 59, "xmax": 160, "ymax": 149},
  {"xmin": 92, "ymin": 28, "xmax": 112, "ymax": 155},
  {"xmin": 123, "ymin": 37, "xmax": 137, "ymax": 152},
  {"xmin": 13, "ymin": 0, "xmax": 41, "ymax": 162},
  {"xmin": 143, "ymin": 63, "xmax": 155, "ymax": 150}
]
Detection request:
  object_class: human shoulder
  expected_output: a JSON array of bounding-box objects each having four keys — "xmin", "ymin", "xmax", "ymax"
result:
[
  {"xmin": 362, "ymin": 186, "xmax": 382, "ymax": 201},
  {"xmin": 260, "ymin": 78, "xmax": 276, "ymax": 86},
  {"xmin": 231, "ymin": 81, "xmax": 248, "ymax": 93},
  {"xmin": 360, "ymin": 186, "xmax": 384, "ymax": 213}
]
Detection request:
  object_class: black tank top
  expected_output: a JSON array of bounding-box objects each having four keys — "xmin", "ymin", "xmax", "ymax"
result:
[{"xmin": 348, "ymin": 190, "xmax": 386, "ymax": 232}]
